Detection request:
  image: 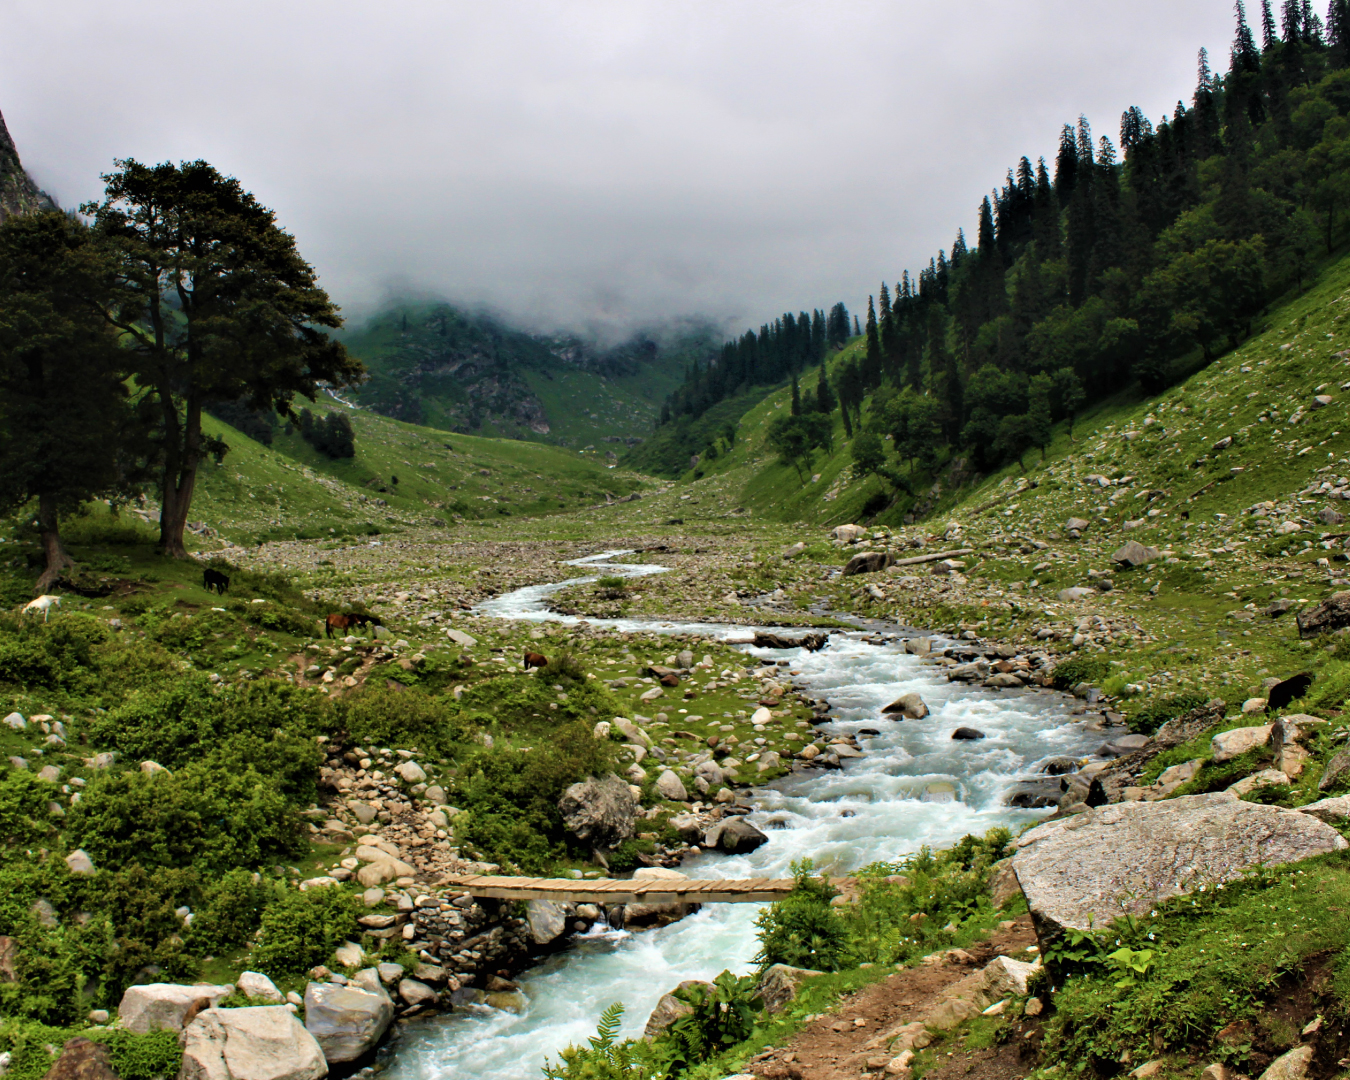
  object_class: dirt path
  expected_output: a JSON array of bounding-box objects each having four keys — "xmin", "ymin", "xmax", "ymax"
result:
[{"xmin": 750, "ymin": 916, "xmax": 1041, "ymax": 1080}]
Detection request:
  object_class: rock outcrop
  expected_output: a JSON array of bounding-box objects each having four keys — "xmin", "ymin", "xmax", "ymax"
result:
[
  {"xmin": 558, "ymin": 773, "xmax": 638, "ymax": 851},
  {"xmin": 1297, "ymin": 591, "xmax": 1350, "ymax": 637},
  {"xmin": 0, "ymin": 111, "xmax": 57, "ymax": 223},
  {"xmin": 118, "ymin": 983, "xmax": 234, "ymax": 1034},
  {"xmin": 1012, "ymin": 793, "xmax": 1346, "ymax": 948},
  {"xmin": 180, "ymin": 1006, "xmax": 327, "ymax": 1080}
]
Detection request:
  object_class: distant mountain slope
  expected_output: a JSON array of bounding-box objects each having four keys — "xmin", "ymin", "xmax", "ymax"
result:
[
  {"xmin": 339, "ymin": 303, "xmax": 716, "ymax": 448},
  {"xmin": 0, "ymin": 109, "xmax": 57, "ymax": 221}
]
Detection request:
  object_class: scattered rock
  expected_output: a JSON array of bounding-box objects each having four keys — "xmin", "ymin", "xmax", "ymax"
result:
[
  {"xmin": 1011, "ymin": 793, "xmax": 1346, "ymax": 948},
  {"xmin": 236, "ymin": 972, "xmax": 283, "ymax": 1004},
  {"xmin": 394, "ymin": 761, "xmax": 426, "ymax": 784},
  {"xmin": 1258, "ymin": 1046, "xmax": 1314, "ymax": 1080},
  {"xmin": 881, "ymin": 692, "xmax": 929, "ymax": 719},
  {"xmin": 952, "ymin": 728, "xmax": 985, "ymax": 740},
  {"xmin": 180, "ymin": 1007, "xmax": 327, "ymax": 1080},
  {"xmin": 303, "ymin": 977, "xmax": 394, "ymax": 1063},
  {"xmin": 118, "ymin": 983, "xmax": 233, "ymax": 1033},
  {"xmin": 711, "ymin": 818, "xmax": 768, "ymax": 855},
  {"xmin": 1065, "ymin": 518, "xmax": 1090, "ymax": 533},
  {"xmin": 1112, "ymin": 541, "xmax": 1161, "ymax": 568},
  {"xmin": 526, "ymin": 900, "xmax": 567, "ymax": 945},
  {"xmin": 64, "ymin": 850, "xmax": 94, "ymax": 876},
  {"xmin": 1058, "ymin": 587, "xmax": 1095, "ymax": 601},
  {"xmin": 1319, "ymin": 748, "xmax": 1350, "ymax": 791},
  {"xmin": 40, "ymin": 1039, "xmax": 116, "ymax": 1080},
  {"xmin": 654, "ymin": 770, "xmax": 688, "ymax": 802},
  {"xmin": 1228, "ymin": 769, "xmax": 1291, "ymax": 796},
  {"xmin": 1299, "ymin": 795, "xmax": 1350, "ymax": 821},
  {"xmin": 643, "ymin": 981, "xmax": 708, "ymax": 1038},
  {"xmin": 1211, "ymin": 726, "xmax": 1272, "ymax": 763},
  {"xmin": 1297, "ymin": 591, "xmax": 1350, "ymax": 638},
  {"xmin": 843, "ymin": 552, "xmax": 893, "ymax": 577},
  {"xmin": 558, "ymin": 774, "xmax": 638, "ymax": 851},
  {"xmin": 831, "ymin": 524, "xmax": 864, "ymax": 542},
  {"xmin": 756, "ymin": 964, "xmax": 822, "ymax": 1013},
  {"xmin": 397, "ymin": 980, "xmax": 437, "ymax": 1008}
]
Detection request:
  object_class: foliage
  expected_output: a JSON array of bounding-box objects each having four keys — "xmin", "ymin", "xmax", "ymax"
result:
[
  {"xmin": 186, "ymin": 868, "xmax": 278, "ymax": 955},
  {"xmin": 753, "ymin": 859, "xmax": 848, "ymax": 970},
  {"xmin": 1126, "ymin": 692, "xmax": 1212, "ymax": 735},
  {"xmin": 662, "ymin": 971, "xmax": 763, "ymax": 1076},
  {"xmin": 339, "ymin": 686, "xmax": 469, "ymax": 755},
  {"xmin": 1051, "ymin": 656, "xmax": 1111, "ymax": 690},
  {"xmin": 296, "ymin": 408, "xmax": 356, "ymax": 458},
  {"xmin": 0, "ymin": 1022, "xmax": 181, "ymax": 1080},
  {"xmin": 251, "ymin": 884, "xmax": 360, "ymax": 977},
  {"xmin": 542, "ymin": 1003, "xmax": 654, "ymax": 1080},
  {"xmin": 0, "ymin": 769, "xmax": 57, "ymax": 849}
]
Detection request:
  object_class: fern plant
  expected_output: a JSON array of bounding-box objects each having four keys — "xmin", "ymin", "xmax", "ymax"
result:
[{"xmin": 542, "ymin": 1003, "xmax": 655, "ymax": 1080}]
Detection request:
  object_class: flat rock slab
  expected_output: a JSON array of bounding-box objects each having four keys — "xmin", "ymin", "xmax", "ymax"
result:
[{"xmin": 1011, "ymin": 792, "xmax": 1346, "ymax": 945}]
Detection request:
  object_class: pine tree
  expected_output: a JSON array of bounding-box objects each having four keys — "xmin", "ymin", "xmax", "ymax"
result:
[
  {"xmin": 878, "ymin": 282, "xmax": 900, "ymax": 381},
  {"xmin": 1262, "ymin": 0, "xmax": 1279, "ymax": 46},
  {"xmin": 853, "ymin": 315, "xmax": 861, "ymax": 336},
  {"xmin": 790, "ymin": 373, "xmax": 801, "ymax": 415},
  {"xmin": 1330, "ymin": 0, "xmax": 1350, "ymax": 65},
  {"xmin": 977, "ymin": 196, "xmax": 997, "ymax": 254},
  {"xmin": 815, "ymin": 358, "xmax": 836, "ymax": 414},
  {"xmin": 863, "ymin": 295, "xmax": 882, "ymax": 387},
  {"xmin": 1055, "ymin": 124, "xmax": 1079, "ymax": 206}
]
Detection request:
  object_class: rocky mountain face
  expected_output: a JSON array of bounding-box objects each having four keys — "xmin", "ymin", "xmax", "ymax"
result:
[
  {"xmin": 0, "ymin": 110, "xmax": 56, "ymax": 222},
  {"xmin": 341, "ymin": 303, "xmax": 717, "ymax": 446}
]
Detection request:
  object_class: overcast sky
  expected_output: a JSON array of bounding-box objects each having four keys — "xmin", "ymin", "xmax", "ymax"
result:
[{"xmin": 3, "ymin": 1, "xmax": 1237, "ymax": 338}]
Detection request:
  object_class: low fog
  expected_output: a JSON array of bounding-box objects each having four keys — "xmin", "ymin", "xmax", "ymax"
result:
[{"xmin": 3, "ymin": 1, "xmax": 1235, "ymax": 336}]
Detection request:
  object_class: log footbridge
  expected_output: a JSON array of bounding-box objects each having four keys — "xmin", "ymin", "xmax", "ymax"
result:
[{"xmin": 437, "ymin": 873, "xmax": 849, "ymax": 904}]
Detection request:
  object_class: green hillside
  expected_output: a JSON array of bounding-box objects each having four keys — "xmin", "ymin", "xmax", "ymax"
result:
[
  {"xmin": 338, "ymin": 302, "xmax": 713, "ymax": 449},
  {"xmin": 191, "ymin": 397, "xmax": 649, "ymax": 545}
]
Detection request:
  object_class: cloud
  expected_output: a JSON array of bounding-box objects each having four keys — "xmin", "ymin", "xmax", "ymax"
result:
[{"xmin": 1, "ymin": 0, "xmax": 1236, "ymax": 334}]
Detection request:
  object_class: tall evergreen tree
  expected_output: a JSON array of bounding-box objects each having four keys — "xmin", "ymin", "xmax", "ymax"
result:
[
  {"xmin": 1329, "ymin": 0, "xmax": 1350, "ymax": 65},
  {"xmin": 1262, "ymin": 0, "xmax": 1279, "ymax": 46},
  {"xmin": 790, "ymin": 373, "xmax": 801, "ymax": 415},
  {"xmin": 1055, "ymin": 124, "xmax": 1079, "ymax": 206},
  {"xmin": 863, "ymin": 295, "xmax": 882, "ymax": 387}
]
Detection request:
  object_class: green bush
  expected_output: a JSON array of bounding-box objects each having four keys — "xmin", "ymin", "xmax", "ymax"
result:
[
  {"xmin": 0, "ymin": 613, "xmax": 110, "ymax": 693},
  {"xmin": 1051, "ymin": 656, "xmax": 1111, "ymax": 691},
  {"xmin": 0, "ymin": 1021, "xmax": 181, "ymax": 1080},
  {"xmin": 187, "ymin": 868, "xmax": 278, "ymax": 955},
  {"xmin": 251, "ymin": 885, "xmax": 359, "ymax": 976},
  {"xmin": 753, "ymin": 860, "xmax": 849, "ymax": 971},
  {"xmin": 67, "ymin": 762, "xmax": 304, "ymax": 874},
  {"xmin": 540, "ymin": 651, "xmax": 588, "ymax": 685},
  {"xmin": 339, "ymin": 686, "xmax": 469, "ymax": 753},
  {"xmin": 0, "ymin": 769, "xmax": 58, "ymax": 849},
  {"xmin": 1126, "ymin": 692, "xmax": 1212, "ymax": 735}
]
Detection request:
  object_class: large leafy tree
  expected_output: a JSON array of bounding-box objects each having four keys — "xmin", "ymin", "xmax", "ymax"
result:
[
  {"xmin": 0, "ymin": 211, "xmax": 145, "ymax": 591},
  {"xmin": 85, "ymin": 160, "xmax": 364, "ymax": 557}
]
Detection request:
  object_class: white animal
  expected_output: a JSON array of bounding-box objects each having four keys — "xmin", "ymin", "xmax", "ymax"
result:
[{"xmin": 22, "ymin": 595, "xmax": 61, "ymax": 621}]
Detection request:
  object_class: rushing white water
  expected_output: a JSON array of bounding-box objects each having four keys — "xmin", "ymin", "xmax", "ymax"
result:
[{"xmin": 383, "ymin": 551, "xmax": 1097, "ymax": 1080}]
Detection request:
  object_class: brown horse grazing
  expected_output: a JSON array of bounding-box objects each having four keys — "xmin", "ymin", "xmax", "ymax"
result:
[
  {"xmin": 523, "ymin": 651, "xmax": 548, "ymax": 669},
  {"xmin": 326, "ymin": 612, "xmax": 384, "ymax": 638}
]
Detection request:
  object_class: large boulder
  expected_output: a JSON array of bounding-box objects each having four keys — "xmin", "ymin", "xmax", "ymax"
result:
[
  {"xmin": 303, "ymin": 978, "xmax": 394, "ymax": 1063},
  {"xmin": 756, "ymin": 964, "xmax": 821, "ymax": 1014},
  {"xmin": 711, "ymin": 818, "xmax": 768, "ymax": 855},
  {"xmin": 118, "ymin": 983, "xmax": 234, "ymax": 1034},
  {"xmin": 655, "ymin": 769, "xmax": 689, "ymax": 802},
  {"xmin": 626, "ymin": 867, "xmax": 698, "ymax": 927},
  {"xmin": 1297, "ymin": 591, "xmax": 1350, "ymax": 638},
  {"xmin": 881, "ymin": 692, "xmax": 928, "ymax": 719},
  {"xmin": 42, "ymin": 1039, "xmax": 117, "ymax": 1080},
  {"xmin": 1011, "ymin": 793, "xmax": 1346, "ymax": 948},
  {"xmin": 559, "ymin": 774, "xmax": 638, "ymax": 851},
  {"xmin": 643, "ymin": 980, "xmax": 709, "ymax": 1038},
  {"xmin": 1211, "ymin": 725, "xmax": 1271, "ymax": 763},
  {"xmin": 831, "ymin": 524, "xmax": 864, "ymax": 542},
  {"xmin": 843, "ymin": 551, "xmax": 892, "ymax": 577},
  {"xmin": 179, "ymin": 1006, "xmax": 327, "ymax": 1080},
  {"xmin": 526, "ymin": 899, "xmax": 567, "ymax": 945},
  {"xmin": 236, "ymin": 972, "xmax": 283, "ymax": 1004},
  {"xmin": 1112, "ymin": 540, "xmax": 1160, "ymax": 567}
]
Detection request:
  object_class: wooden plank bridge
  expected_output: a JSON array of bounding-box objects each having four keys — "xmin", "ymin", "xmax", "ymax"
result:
[{"xmin": 437, "ymin": 873, "xmax": 850, "ymax": 905}]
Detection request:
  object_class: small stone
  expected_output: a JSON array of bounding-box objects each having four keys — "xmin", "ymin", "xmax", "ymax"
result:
[
  {"xmin": 1024, "ymin": 997, "xmax": 1043, "ymax": 1016},
  {"xmin": 64, "ymin": 849, "xmax": 95, "ymax": 875}
]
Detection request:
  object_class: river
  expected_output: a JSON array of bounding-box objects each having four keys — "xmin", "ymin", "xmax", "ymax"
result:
[{"xmin": 381, "ymin": 551, "xmax": 1098, "ymax": 1080}]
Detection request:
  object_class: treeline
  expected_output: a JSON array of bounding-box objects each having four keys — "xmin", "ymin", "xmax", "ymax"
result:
[
  {"xmin": 0, "ymin": 160, "xmax": 360, "ymax": 588},
  {"xmin": 296, "ymin": 408, "xmax": 356, "ymax": 459},
  {"xmin": 657, "ymin": 302, "xmax": 853, "ymax": 426},
  {"xmin": 756, "ymin": 0, "xmax": 1350, "ymax": 484}
]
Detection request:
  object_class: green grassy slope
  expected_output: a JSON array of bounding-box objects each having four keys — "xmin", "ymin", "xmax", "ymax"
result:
[{"xmin": 193, "ymin": 397, "xmax": 648, "ymax": 544}]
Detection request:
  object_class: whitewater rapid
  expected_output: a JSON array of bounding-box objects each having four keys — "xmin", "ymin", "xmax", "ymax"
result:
[{"xmin": 381, "ymin": 551, "xmax": 1096, "ymax": 1080}]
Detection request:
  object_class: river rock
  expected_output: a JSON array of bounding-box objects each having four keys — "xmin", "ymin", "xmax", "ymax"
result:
[
  {"xmin": 236, "ymin": 971, "xmax": 283, "ymax": 1004},
  {"xmin": 180, "ymin": 1006, "xmax": 327, "ymax": 1080},
  {"xmin": 882, "ymin": 692, "xmax": 929, "ymax": 719},
  {"xmin": 831, "ymin": 524, "xmax": 864, "ymax": 542},
  {"xmin": 1112, "ymin": 541, "xmax": 1160, "ymax": 567},
  {"xmin": 397, "ymin": 979, "xmax": 437, "ymax": 1008},
  {"xmin": 987, "ymin": 859, "xmax": 1022, "ymax": 907},
  {"xmin": 119, "ymin": 983, "xmax": 234, "ymax": 1033},
  {"xmin": 712, "ymin": 818, "xmax": 768, "ymax": 855},
  {"xmin": 1011, "ymin": 793, "xmax": 1346, "ymax": 948},
  {"xmin": 1101, "ymin": 735, "xmax": 1149, "ymax": 757},
  {"xmin": 1296, "ymin": 591, "xmax": 1350, "ymax": 638},
  {"xmin": 952, "ymin": 727, "xmax": 985, "ymax": 740},
  {"xmin": 1211, "ymin": 725, "xmax": 1271, "ymax": 763},
  {"xmin": 394, "ymin": 761, "xmax": 426, "ymax": 784},
  {"xmin": 303, "ymin": 979, "xmax": 394, "ymax": 1063},
  {"xmin": 41, "ymin": 1039, "xmax": 116, "ymax": 1080},
  {"xmin": 757, "ymin": 965, "xmax": 822, "ymax": 1014},
  {"xmin": 355, "ymin": 859, "xmax": 416, "ymax": 888},
  {"xmin": 655, "ymin": 769, "xmax": 688, "ymax": 802},
  {"xmin": 843, "ymin": 551, "xmax": 892, "ymax": 576},
  {"xmin": 332, "ymin": 941, "xmax": 364, "ymax": 969},
  {"xmin": 626, "ymin": 867, "xmax": 697, "ymax": 927},
  {"xmin": 643, "ymin": 980, "xmax": 709, "ymax": 1038},
  {"xmin": 694, "ymin": 760, "xmax": 724, "ymax": 787},
  {"xmin": 526, "ymin": 899, "xmax": 567, "ymax": 944},
  {"xmin": 558, "ymin": 773, "xmax": 638, "ymax": 851}
]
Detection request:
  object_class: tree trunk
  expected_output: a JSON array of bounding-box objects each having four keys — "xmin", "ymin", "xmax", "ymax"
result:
[
  {"xmin": 158, "ymin": 394, "xmax": 202, "ymax": 558},
  {"xmin": 34, "ymin": 493, "xmax": 75, "ymax": 594}
]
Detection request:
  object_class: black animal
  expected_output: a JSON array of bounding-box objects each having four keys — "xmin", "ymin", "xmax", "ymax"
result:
[{"xmin": 203, "ymin": 568, "xmax": 230, "ymax": 595}]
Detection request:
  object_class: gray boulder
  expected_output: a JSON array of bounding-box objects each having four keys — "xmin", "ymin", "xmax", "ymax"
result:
[
  {"xmin": 643, "ymin": 980, "xmax": 709, "ymax": 1038},
  {"xmin": 118, "ymin": 983, "xmax": 234, "ymax": 1033},
  {"xmin": 756, "ymin": 964, "xmax": 821, "ymax": 1013},
  {"xmin": 180, "ymin": 1006, "xmax": 327, "ymax": 1080},
  {"xmin": 842, "ymin": 551, "xmax": 892, "ymax": 577},
  {"xmin": 303, "ymin": 979, "xmax": 394, "ymax": 1063},
  {"xmin": 881, "ymin": 692, "xmax": 929, "ymax": 719},
  {"xmin": 1065, "ymin": 518, "xmax": 1090, "ymax": 533},
  {"xmin": 1301, "ymin": 795, "xmax": 1350, "ymax": 822},
  {"xmin": 1319, "ymin": 748, "xmax": 1350, "ymax": 791},
  {"xmin": 952, "ymin": 727, "xmax": 986, "ymax": 740},
  {"xmin": 526, "ymin": 899, "xmax": 567, "ymax": 945},
  {"xmin": 655, "ymin": 769, "xmax": 689, "ymax": 802},
  {"xmin": 713, "ymin": 818, "xmax": 768, "ymax": 855},
  {"xmin": 1012, "ymin": 793, "xmax": 1346, "ymax": 948},
  {"xmin": 1112, "ymin": 540, "xmax": 1160, "ymax": 567},
  {"xmin": 397, "ymin": 979, "xmax": 438, "ymax": 1007},
  {"xmin": 626, "ymin": 867, "xmax": 698, "ymax": 927},
  {"xmin": 235, "ymin": 971, "xmax": 283, "ymax": 1004},
  {"xmin": 558, "ymin": 773, "xmax": 638, "ymax": 851},
  {"xmin": 1211, "ymin": 725, "xmax": 1271, "ymax": 763},
  {"xmin": 1296, "ymin": 591, "xmax": 1350, "ymax": 638}
]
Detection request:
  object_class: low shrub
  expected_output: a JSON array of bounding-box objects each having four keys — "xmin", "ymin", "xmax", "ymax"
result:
[
  {"xmin": 187, "ymin": 868, "xmax": 279, "ymax": 955},
  {"xmin": 0, "ymin": 769, "xmax": 58, "ymax": 849},
  {"xmin": 753, "ymin": 861, "xmax": 848, "ymax": 971},
  {"xmin": 339, "ymin": 687, "xmax": 470, "ymax": 754},
  {"xmin": 1051, "ymin": 656, "xmax": 1111, "ymax": 691},
  {"xmin": 1126, "ymin": 692, "xmax": 1212, "ymax": 735},
  {"xmin": 251, "ymin": 885, "xmax": 360, "ymax": 977}
]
